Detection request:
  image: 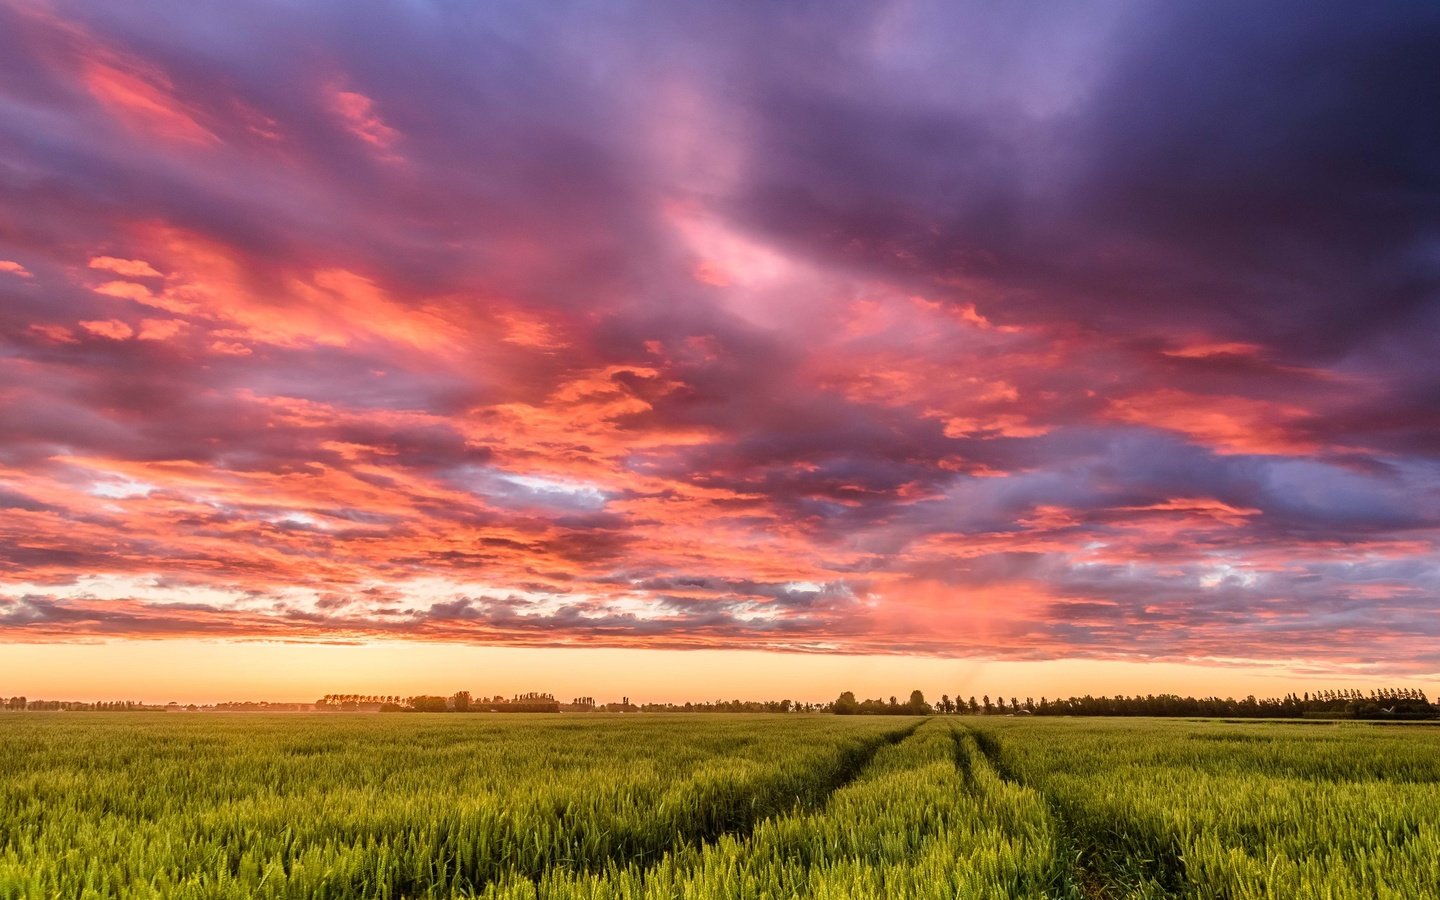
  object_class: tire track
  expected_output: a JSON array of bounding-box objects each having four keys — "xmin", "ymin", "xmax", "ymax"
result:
[
  {"xmin": 472, "ymin": 719, "xmax": 926, "ymax": 895},
  {"xmin": 964, "ymin": 725, "xmax": 1187, "ymax": 899}
]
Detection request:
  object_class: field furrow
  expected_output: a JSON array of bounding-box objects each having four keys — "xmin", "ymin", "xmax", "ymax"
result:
[
  {"xmin": 966, "ymin": 725, "xmax": 1180, "ymax": 899},
  {"xmin": 481, "ymin": 721, "xmax": 1071, "ymax": 899},
  {"xmin": 0, "ymin": 715, "xmax": 909, "ymax": 899},
  {"xmin": 974, "ymin": 718, "xmax": 1440, "ymax": 899}
]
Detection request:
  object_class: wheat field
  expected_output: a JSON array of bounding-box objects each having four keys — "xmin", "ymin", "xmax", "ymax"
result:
[{"xmin": 1, "ymin": 714, "xmax": 1437, "ymax": 898}]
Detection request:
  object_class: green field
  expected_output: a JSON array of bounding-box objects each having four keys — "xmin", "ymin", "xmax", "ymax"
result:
[{"xmin": 1, "ymin": 715, "xmax": 1438, "ymax": 898}]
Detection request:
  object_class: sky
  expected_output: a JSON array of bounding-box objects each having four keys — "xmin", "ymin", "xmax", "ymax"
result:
[{"xmin": 1, "ymin": 1, "xmax": 1439, "ymax": 703}]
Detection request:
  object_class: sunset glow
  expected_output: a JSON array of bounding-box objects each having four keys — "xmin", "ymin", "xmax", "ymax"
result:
[{"xmin": 1, "ymin": 2, "xmax": 1437, "ymax": 700}]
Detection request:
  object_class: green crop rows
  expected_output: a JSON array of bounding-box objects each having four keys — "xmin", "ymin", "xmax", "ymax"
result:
[{"xmin": 1, "ymin": 715, "xmax": 1438, "ymax": 898}]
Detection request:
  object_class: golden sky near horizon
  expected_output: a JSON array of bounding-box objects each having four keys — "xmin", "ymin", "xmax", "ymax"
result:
[{"xmin": 2, "ymin": 641, "xmax": 1430, "ymax": 706}]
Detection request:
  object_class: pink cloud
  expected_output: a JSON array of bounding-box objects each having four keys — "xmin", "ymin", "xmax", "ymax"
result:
[
  {"xmin": 328, "ymin": 87, "xmax": 401, "ymax": 157},
  {"xmin": 78, "ymin": 319, "xmax": 135, "ymax": 340},
  {"xmin": 82, "ymin": 60, "xmax": 219, "ymax": 146}
]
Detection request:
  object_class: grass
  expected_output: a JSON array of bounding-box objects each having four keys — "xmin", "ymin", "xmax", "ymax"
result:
[
  {"xmin": 973, "ymin": 717, "xmax": 1440, "ymax": 899},
  {"xmin": 2, "ymin": 714, "xmax": 1438, "ymax": 897},
  {"xmin": 484, "ymin": 723, "xmax": 1067, "ymax": 899},
  {"xmin": 0, "ymin": 714, "xmax": 905, "ymax": 898}
]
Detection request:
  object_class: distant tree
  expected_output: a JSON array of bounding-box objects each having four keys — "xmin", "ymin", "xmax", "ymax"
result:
[
  {"xmin": 451, "ymin": 691, "xmax": 471, "ymax": 713},
  {"xmin": 834, "ymin": 691, "xmax": 860, "ymax": 715},
  {"xmin": 968, "ymin": 696, "xmax": 979, "ymax": 714},
  {"xmin": 906, "ymin": 690, "xmax": 931, "ymax": 715}
]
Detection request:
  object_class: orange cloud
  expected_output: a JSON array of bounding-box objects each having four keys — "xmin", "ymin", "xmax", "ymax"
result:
[
  {"xmin": 1117, "ymin": 497, "xmax": 1262, "ymax": 525},
  {"xmin": 1162, "ymin": 340, "xmax": 1266, "ymax": 359},
  {"xmin": 92, "ymin": 279, "xmax": 179, "ymax": 309},
  {"xmin": 85, "ymin": 226, "xmax": 472, "ymax": 357},
  {"xmin": 937, "ymin": 413, "xmax": 1051, "ymax": 439},
  {"xmin": 89, "ymin": 256, "xmax": 162, "ymax": 278},
  {"xmin": 136, "ymin": 319, "xmax": 187, "ymax": 341},
  {"xmin": 497, "ymin": 310, "xmax": 566, "ymax": 350},
  {"xmin": 1106, "ymin": 389, "xmax": 1317, "ymax": 455}
]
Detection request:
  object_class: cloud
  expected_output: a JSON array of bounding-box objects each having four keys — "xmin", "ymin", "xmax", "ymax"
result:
[
  {"xmin": 82, "ymin": 59, "xmax": 219, "ymax": 145},
  {"xmin": 89, "ymin": 256, "xmax": 162, "ymax": 278},
  {"xmin": 78, "ymin": 319, "xmax": 135, "ymax": 340},
  {"xmin": 327, "ymin": 87, "xmax": 401, "ymax": 158},
  {"xmin": 0, "ymin": 2, "xmax": 1435, "ymax": 675}
]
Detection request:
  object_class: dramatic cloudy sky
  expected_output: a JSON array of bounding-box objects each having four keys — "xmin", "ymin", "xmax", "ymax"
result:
[{"xmin": 2, "ymin": 1, "xmax": 1438, "ymax": 697}]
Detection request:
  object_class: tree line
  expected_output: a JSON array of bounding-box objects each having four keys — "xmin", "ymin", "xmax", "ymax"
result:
[
  {"xmin": 833, "ymin": 691, "xmax": 933, "ymax": 715},
  {"xmin": 638, "ymin": 699, "xmax": 828, "ymax": 713},
  {"xmin": 832, "ymin": 688, "xmax": 1436, "ymax": 720},
  {"xmin": 322, "ymin": 693, "xmax": 830, "ymax": 713},
  {"xmin": 3, "ymin": 698, "xmax": 151, "ymax": 712},
  {"xmin": 320, "ymin": 691, "xmax": 565, "ymax": 713},
  {"xmin": 5, "ymin": 687, "xmax": 1434, "ymax": 719}
]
